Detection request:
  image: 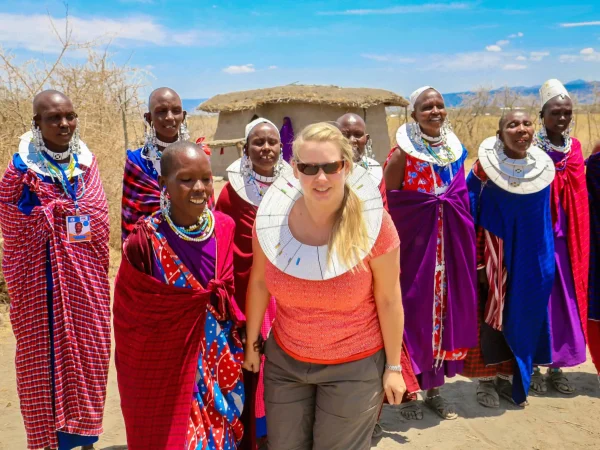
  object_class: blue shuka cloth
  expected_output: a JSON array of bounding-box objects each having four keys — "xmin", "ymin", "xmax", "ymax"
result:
[{"xmin": 467, "ymin": 170, "xmax": 555, "ymax": 405}]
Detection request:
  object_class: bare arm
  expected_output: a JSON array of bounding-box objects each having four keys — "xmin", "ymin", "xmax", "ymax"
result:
[
  {"xmin": 242, "ymin": 232, "xmax": 271, "ymax": 372},
  {"xmin": 370, "ymin": 246, "xmax": 406, "ymax": 404},
  {"xmin": 383, "ymin": 147, "xmax": 407, "ymax": 191}
]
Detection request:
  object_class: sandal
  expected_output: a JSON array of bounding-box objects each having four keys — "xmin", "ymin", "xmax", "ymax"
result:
[
  {"xmin": 372, "ymin": 422, "xmax": 384, "ymax": 438},
  {"xmin": 547, "ymin": 369, "xmax": 575, "ymax": 395},
  {"xmin": 476, "ymin": 380, "xmax": 499, "ymax": 408},
  {"xmin": 495, "ymin": 378, "xmax": 528, "ymax": 407},
  {"xmin": 398, "ymin": 401, "xmax": 423, "ymax": 420},
  {"xmin": 424, "ymin": 394, "xmax": 458, "ymax": 420},
  {"xmin": 529, "ymin": 368, "xmax": 547, "ymax": 395}
]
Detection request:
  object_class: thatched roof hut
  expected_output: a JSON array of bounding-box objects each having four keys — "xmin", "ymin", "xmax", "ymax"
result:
[{"xmin": 198, "ymin": 84, "xmax": 408, "ymax": 176}]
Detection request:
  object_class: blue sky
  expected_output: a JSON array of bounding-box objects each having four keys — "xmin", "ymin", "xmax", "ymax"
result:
[{"xmin": 1, "ymin": 1, "xmax": 599, "ymax": 99}]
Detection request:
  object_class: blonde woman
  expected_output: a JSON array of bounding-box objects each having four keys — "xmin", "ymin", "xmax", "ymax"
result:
[{"xmin": 243, "ymin": 123, "xmax": 406, "ymax": 450}]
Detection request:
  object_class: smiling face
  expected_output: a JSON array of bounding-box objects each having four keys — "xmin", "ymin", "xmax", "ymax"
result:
[
  {"xmin": 293, "ymin": 140, "xmax": 349, "ymax": 211},
  {"xmin": 542, "ymin": 95, "xmax": 573, "ymax": 136},
  {"xmin": 336, "ymin": 113, "xmax": 368, "ymax": 161},
  {"xmin": 158, "ymin": 144, "xmax": 213, "ymax": 227},
  {"xmin": 411, "ymin": 89, "xmax": 447, "ymax": 138},
  {"xmin": 498, "ymin": 111, "xmax": 535, "ymax": 159},
  {"xmin": 34, "ymin": 92, "xmax": 78, "ymax": 152},
  {"xmin": 245, "ymin": 123, "xmax": 281, "ymax": 177},
  {"xmin": 145, "ymin": 88, "xmax": 185, "ymax": 145}
]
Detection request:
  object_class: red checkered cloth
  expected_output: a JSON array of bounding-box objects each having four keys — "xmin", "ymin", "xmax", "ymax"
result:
[
  {"xmin": 0, "ymin": 158, "xmax": 111, "ymax": 450},
  {"xmin": 549, "ymin": 138, "xmax": 589, "ymax": 341}
]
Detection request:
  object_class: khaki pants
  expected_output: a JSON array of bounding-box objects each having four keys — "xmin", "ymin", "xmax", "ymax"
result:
[{"xmin": 264, "ymin": 336, "xmax": 385, "ymax": 450}]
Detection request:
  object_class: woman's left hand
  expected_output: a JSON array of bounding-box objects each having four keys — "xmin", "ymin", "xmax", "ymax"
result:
[{"xmin": 383, "ymin": 370, "xmax": 406, "ymax": 405}]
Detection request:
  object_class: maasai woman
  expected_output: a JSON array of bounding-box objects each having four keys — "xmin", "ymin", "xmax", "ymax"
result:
[
  {"xmin": 336, "ymin": 113, "xmax": 389, "ymax": 210},
  {"xmin": 336, "ymin": 113, "xmax": 420, "ymax": 427},
  {"xmin": 215, "ymin": 118, "xmax": 290, "ymax": 449},
  {"xmin": 114, "ymin": 141, "xmax": 244, "ymax": 449},
  {"xmin": 463, "ymin": 111, "xmax": 556, "ymax": 408},
  {"xmin": 383, "ymin": 86, "xmax": 478, "ymax": 420},
  {"xmin": 528, "ymin": 79, "xmax": 589, "ymax": 395},
  {"xmin": 121, "ymin": 87, "xmax": 213, "ymax": 242},
  {"xmin": 587, "ymin": 142, "xmax": 600, "ymax": 375},
  {"xmin": 244, "ymin": 123, "xmax": 406, "ymax": 450},
  {"xmin": 0, "ymin": 90, "xmax": 111, "ymax": 450}
]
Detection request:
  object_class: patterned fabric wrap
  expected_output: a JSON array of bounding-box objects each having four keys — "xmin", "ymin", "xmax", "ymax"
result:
[
  {"xmin": 114, "ymin": 212, "xmax": 243, "ymax": 450},
  {"xmin": 587, "ymin": 152, "xmax": 600, "ymax": 373},
  {"xmin": 121, "ymin": 148, "xmax": 215, "ymax": 243},
  {"xmin": 547, "ymin": 138, "xmax": 589, "ymax": 340},
  {"xmin": 0, "ymin": 157, "xmax": 111, "ymax": 450}
]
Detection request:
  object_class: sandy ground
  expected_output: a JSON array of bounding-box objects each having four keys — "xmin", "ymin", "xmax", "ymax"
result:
[{"xmin": 1, "ymin": 302, "xmax": 599, "ymax": 449}]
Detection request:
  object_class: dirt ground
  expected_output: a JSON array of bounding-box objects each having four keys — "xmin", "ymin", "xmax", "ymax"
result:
[{"xmin": 0, "ymin": 301, "xmax": 599, "ymax": 449}]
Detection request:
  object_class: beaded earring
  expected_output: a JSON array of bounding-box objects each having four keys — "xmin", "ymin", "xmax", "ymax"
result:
[
  {"xmin": 160, "ymin": 188, "xmax": 170, "ymax": 217},
  {"xmin": 179, "ymin": 117, "xmax": 190, "ymax": 141},
  {"xmin": 241, "ymin": 151, "xmax": 253, "ymax": 178}
]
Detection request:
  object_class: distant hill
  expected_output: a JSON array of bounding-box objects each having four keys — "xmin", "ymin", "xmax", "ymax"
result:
[
  {"xmin": 182, "ymin": 98, "xmax": 208, "ymax": 114},
  {"xmin": 442, "ymin": 79, "xmax": 599, "ymax": 107}
]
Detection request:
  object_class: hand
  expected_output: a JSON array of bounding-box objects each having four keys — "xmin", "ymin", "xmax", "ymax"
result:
[
  {"xmin": 383, "ymin": 370, "xmax": 406, "ymax": 405},
  {"xmin": 242, "ymin": 344, "xmax": 261, "ymax": 373}
]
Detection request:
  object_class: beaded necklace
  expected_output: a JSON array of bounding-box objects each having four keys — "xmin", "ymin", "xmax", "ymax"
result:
[{"xmin": 164, "ymin": 208, "xmax": 215, "ymax": 242}]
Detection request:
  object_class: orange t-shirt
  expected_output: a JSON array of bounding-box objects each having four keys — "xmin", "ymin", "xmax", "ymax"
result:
[{"xmin": 265, "ymin": 210, "xmax": 400, "ymax": 364}]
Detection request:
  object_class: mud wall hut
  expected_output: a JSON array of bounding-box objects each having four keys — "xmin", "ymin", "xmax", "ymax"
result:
[{"xmin": 198, "ymin": 85, "xmax": 408, "ymax": 177}]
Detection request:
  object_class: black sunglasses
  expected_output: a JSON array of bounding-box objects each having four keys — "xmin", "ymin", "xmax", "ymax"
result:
[{"xmin": 296, "ymin": 160, "xmax": 345, "ymax": 176}]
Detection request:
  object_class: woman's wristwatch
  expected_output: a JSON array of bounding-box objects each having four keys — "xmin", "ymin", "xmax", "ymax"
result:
[{"xmin": 384, "ymin": 363, "xmax": 402, "ymax": 373}]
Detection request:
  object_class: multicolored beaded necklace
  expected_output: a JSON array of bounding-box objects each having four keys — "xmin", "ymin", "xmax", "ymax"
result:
[{"xmin": 164, "ymin": 208, "xmax": 215, "ymax": 242}]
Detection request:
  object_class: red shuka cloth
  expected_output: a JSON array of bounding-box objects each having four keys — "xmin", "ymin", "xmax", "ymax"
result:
[
  {"xmin": 550, "ymin": 138, "xmax": 590, "ymax": 341},
  {"xmin": 0, "ymin": 158, "xmax": 111, "ymax": 449},
  {"xmin": 114, "ymin": 212, "xmax": 238, "ymax": 450}
]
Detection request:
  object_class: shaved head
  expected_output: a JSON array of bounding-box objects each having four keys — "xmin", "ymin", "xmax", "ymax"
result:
[
  {"xmin": 160, "ymin": 141, "xmax": 209, "ymax": 178},
  {"xmin": 148, "ymin": 87, "xmax": 181, "ymax": 111},
  {"xmin": 336, "ymin": 113, "xmax": 365, "ymax": 128},
  {"xmin": 33, "ymin": 90, "xmax": 71, "ymax": 116}
]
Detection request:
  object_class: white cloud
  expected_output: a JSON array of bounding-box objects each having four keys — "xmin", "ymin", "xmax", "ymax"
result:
[
  {"xmin": 318, "ymin": 2, "xmax": 471, "ymax": 16},
  {"xmin": 361, "ymin": 53, "xmax": 417, "ymax": 63},
  {"xmin": 0, "ymin": 13, "xmax": 223, "ymax": 53},
  {"xmin": 268, "ymin": 65, "xmax": 278, "ymax": 70},
  {"xmin": 559, "ymin": 48, "xmax": 600, "ymax": 63},
  {"xmin": 560, "ymin": 21, "xmax": 600, "ymax": 28},
  {"xmin": 508, "ymin": 32, "xmax": 524, "ymax": 38},
  {"xmin": 486, "ymin": 45, "xmax": 502, "ymax": 52},
  {"xmin": 529, "ymin": 51, "xmax": 550, "ymax": 61},
  {"xmin": 496, "ymin": 40, "xmax": 510, "ymax": 46},
  {"xmin": 516, "ymin": 55, "xmax": 527, "ymax": 61},
  {"xmin": 222, "ymin": 64, "xmax": 256, "ymax": 74},
  {"xmin": 427, "ymin": 51, "xmax": 504, "ymax": 71},
  {"xmin": 503, "ymin": 64, "xmax": 527, "ymax": 70}
]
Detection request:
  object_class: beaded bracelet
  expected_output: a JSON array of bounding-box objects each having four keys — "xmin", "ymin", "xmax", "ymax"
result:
[{"xmin": 385, "ymin": 364, "xmax": 402, "ymax": 373}]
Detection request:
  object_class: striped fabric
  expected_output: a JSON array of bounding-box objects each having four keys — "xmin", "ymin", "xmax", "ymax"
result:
[
  {"xmin": 0, "ymin": 158, "xmax": 111, "ymax": 449},
  {"xmin": 483, "ymin": 230, "xmax": 507, "ymax": 331}
]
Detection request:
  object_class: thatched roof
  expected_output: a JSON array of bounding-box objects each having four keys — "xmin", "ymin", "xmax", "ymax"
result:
[{"xmin": 198, "ymin": 84, "xmax": 408, "ymax": 113}]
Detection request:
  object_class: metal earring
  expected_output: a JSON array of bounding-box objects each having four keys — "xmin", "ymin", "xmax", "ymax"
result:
[
  {"xmin": 160, "ymin": 188, "xmax": 170, "ymax": 217},
  {"xmin": 364, "ymin": 137, "xmax": 375, "ymax": 160},
  {"xmin": 440, "ymin": 119, "xmax": 454, "ymax": 141},
  {"xmin": 68, "ymin": 121, "xmax": 81, "ymax": 155},
  {"xmin": 241, "ymin": 152, "xmax": 253, "ymax": 178},
  {"xmin": 273, "ymin": 151, "xmax": 284, "ymax": 177},
  {"xmin": 179, "ymin": 118, "xmax": 190, "ymax": 141},
  {"xmin": 31, "ymin": 120, "xmax": 45, "ymax": 154}
]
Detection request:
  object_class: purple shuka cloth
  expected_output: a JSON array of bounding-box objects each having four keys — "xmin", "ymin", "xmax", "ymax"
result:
[
  {"xmin": 387, "ymin": 165, "xmax": 478, "ymax": 377},
  {"xmin": 280, "ymin": 117, "xmax": 294, "ymax": 163},
  {"xmin": 151, "ymin": 221, "xmax": 217, "ymax": 288},
  {"xmin": 548, "ymin": 203, "xmax": 587, "ymax": 368}
]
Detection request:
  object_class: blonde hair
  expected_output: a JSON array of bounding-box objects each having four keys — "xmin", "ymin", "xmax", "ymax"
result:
[{"xmin": 292, "ymin": 122, "xmax": 370, "ymax": 270}]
